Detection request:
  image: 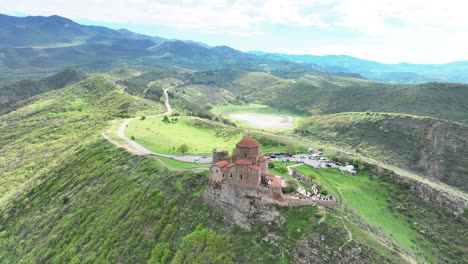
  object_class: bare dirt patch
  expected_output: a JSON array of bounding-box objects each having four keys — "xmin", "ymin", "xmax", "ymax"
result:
[{"xmin": 229, "ymin": 113, "xmax": 295, "ymax": 129}]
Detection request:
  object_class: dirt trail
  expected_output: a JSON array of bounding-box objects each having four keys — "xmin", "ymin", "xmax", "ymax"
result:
[
  {"xmin": 103, "ymin": 89, "xmax": 212, "ymax": 163},
  {"xmin": 105, "ymin": 88, "xmax": 172, "ymax": 156}
]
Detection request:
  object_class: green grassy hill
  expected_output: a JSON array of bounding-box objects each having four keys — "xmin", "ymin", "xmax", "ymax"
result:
[
  {"xmin": 177, "ymin": 70, "xmax": 468, "ymax": 123},
  {"xmin": 0, "ymin": 69, "xmax": 87, "ymax": 112},
  {"xmin": 0, "ymin": 73, "xmax": 426, "ymax": 263},
  {"xmin": 297, "ymin": 112, "xmax": 468, "ymax": 192}
]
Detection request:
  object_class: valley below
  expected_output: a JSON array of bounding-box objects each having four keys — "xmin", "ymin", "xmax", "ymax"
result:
[{"xmin": 0, "ymin": 13, "xmax": 467, "ymax": 264}]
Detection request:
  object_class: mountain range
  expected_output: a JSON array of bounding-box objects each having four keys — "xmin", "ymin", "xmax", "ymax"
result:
[
  {"xmin": 249, "ymin": 51, "xmax": 468, "ymax": 84},
  {"xmin": 1, "ymin": 13, "xmax": 468, "ymax": 264},
  {"xmin": 3, "ymin": 13, "xmax": 468, "ymax": 84}
]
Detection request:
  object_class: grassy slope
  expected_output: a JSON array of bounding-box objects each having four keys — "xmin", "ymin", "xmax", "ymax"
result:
[
  {"xmin": 0, "ymin": 69, "xmax": 87, "ymax": 112},
  {"xmin": 125, "ymin": 116, "xmax": 293, "ymax": 155},
  {"xmin": 297, "ymin": 112, "xmax": 468, "ymax": 192},
  {"xmin": 0, "ymin": 74, "xmax": 405, "ymax": 263},
  {"xmin": 180, "ymin": 70, "xmax": 468, "ymax": 124},
  {"xmin": 296, "ymin": 166, "xmax": 468, "ymax": 263}
]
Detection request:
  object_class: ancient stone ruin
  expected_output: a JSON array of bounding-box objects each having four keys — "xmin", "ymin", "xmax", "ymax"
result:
[
  {"xmin": 203, "ymin": 136, "xmax": 338, "ymax": 229},
  {"xmin": 209, "ymin": 136, "xmax": 283, "ymax": 199}
]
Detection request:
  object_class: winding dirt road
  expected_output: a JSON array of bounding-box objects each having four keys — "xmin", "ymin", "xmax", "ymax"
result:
[{"xmin": 107, "ymin": 89, "xmax": 212, "ymax": 163}]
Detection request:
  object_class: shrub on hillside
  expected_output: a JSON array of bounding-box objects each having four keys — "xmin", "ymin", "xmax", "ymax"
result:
[{"xmin": 283, "ymin": 179, "xmax": 299, "ymax": 193}]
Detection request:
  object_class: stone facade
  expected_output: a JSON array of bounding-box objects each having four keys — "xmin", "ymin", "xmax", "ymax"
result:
[
  {"xmin": 208, "ymin": 137, "xmax": 282, "ymax": 195},
  {"xmin": 212, "ymin": 149, "xmax": 229, "ymax": 164}
]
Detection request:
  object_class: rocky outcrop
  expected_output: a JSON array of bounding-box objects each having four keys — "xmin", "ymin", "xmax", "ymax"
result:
[
  {"xmin": 203, "ymin": 183, "xmax": 285, "ymax": 230},
  {"xmin": 291, "ymin": 226, "xmax": 397, "ymax": 264},
  {"xmin": 369, "ymin": 165, "xmax": 468, "ymax": 216}
]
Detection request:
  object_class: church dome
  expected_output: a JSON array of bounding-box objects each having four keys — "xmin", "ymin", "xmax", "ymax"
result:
[{"xmin": 236, "ymin": 137, "xmax": 261, "ymax": 148}]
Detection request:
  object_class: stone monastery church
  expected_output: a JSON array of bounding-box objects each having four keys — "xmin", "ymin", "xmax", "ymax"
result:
[{"xmin": 209, "ymin": 137, "xmax": 283, "ymax": 198}]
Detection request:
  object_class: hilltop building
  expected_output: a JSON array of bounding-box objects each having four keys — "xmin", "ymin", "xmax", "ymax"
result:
[
  {"xmin": 204, "ymin": 136, "xmax": 338, "ymax": 229},
  {"xmin": 209, "ymin": 137, "xmax": 283, "ymax": 198}
]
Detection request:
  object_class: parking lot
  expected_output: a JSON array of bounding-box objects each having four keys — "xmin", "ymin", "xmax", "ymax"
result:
[{"xmin": 269, "ymin": 154, "xmax": 341, "ymax": 169}]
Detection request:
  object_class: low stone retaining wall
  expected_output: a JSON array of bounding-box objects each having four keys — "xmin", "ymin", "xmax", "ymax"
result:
[{"xmin": 285, "ymin": 198, "xmax": 340, "ymax": 210}]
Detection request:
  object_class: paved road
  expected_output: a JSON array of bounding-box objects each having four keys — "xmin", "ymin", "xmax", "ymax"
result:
[{"xmin": 116, "ymin": 88, "xmax": 213, "ymax": 163}]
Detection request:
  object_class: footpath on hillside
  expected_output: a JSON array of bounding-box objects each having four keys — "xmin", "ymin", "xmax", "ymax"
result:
[
  {"xmin": 104, "ymin": 88, "xmax": 212, "ymax": 163},
  {"xmin": 103, "ymin": 88, "xmax": 468, "ymax": 203}
]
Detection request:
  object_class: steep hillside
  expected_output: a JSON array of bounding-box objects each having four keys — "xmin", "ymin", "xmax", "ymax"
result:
[
  {"xmin": 180, "ymin": 70, "xmax": 468, "ymax": 123},
  {"xmin": 0, "ymin": 73, "xmax": 411, "ymax": 263},
  {"xmin": 297, "ymin": 112, "xmax": 468, "ymax": 192},
  {"xmin": 1, "ymin": 72, "xmax": 467, "ymax": 263},
  {"xmin": 0, "ymin": 69, "xmax": 87, "ymax": 112}
]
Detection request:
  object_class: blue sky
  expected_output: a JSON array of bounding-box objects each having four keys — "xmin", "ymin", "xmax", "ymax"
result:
[{"xmin": 1, "ymin": 0, "xmax": 467, "ymax": 64}]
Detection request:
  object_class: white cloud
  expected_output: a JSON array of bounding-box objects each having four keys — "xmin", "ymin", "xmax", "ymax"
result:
[
  {"xmin": 2, "ymin": 0, "xmax": 467, "ymax": 34},
  {"xmin": 2, "ymin": 0, "xmax": 468, "ymax": 62}
]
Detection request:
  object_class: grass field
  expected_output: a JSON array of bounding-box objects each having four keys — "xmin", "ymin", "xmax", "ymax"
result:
[
  {"xmin": 126, "ymin": 117, "xmax": 242, "ymax": 155},
  {"xmin": 296, "ymin": 166, "xmax": 430, "ymax": 258},
  {"xmin": 125, "ymin": 116, "xmax": 293, "ymax": 155},
  {"xmin": 156, "ymin": 156, "xmax": 211, "ymax": 170}
]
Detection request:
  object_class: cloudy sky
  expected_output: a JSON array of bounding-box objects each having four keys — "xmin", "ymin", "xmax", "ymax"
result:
[{"xmin": 1, "ymin": 0, "xmax": 467, "ymax": 63}]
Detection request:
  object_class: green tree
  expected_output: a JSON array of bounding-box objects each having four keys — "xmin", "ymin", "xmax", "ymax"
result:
[
  {"xmin": 277, "ymin": 166, "xmax": 288, "ymax": 174},
  {"xmin": 141, "ymin": 116, "xmax": 146, "ymax": 120},
  {"xmin": 147, "ymin": 243, "xmax": 171, "ymax": 264},
  {"xmin": 172, "ymin": 227, "xmax": 233, "ymax": 264},
  {"xmin": 286, "ymin": 143, "xmax": 296, "ymax": 155},
  {"xmin": 162, "ymin": 116, "xmax": 170, "ymax": 123},
  {"xmin": 283, "ymin": 179, "xmax": 299, "ymax": 193},
  {"xmin": 177, "ymin": 144, "xmax": 190, "ymax": 155}
]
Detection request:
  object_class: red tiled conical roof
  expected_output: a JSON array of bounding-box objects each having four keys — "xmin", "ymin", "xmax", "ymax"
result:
[{"xmin": 236, "ymin": 137, "xmax": 261, "ymax": 148}]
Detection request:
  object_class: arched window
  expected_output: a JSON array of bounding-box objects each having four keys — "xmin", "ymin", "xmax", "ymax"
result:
[
  {"xmin": 240, "ymin": 174, "xmax": 243, "ymax": 179},
  {"xmin": 244, "ymin": 153, "xmax": 247, "ymax": 158},
  {"xmin": 223, "ymin": 174, "xmax": 225, "ymax": 177},
  {"xmin": 230, "ymin": 173, "xmax": 232, "ymax": 177},
  {"xmin": 216, "ymin": 169, "xmax": 218, "ymax": 173}
]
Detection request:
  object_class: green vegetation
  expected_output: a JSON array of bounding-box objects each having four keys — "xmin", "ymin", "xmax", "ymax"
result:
[
  {"xmin": 0, "ymin": 69, "xmax": 87, "ymax": 112},
  {"xmin": 179, "ymin": 69, "xmax": 468, "ymax": 123},
  {"xmin": 297, "ymin": 112, "xmax": 468, "ymax": 192},
  {"xmin": 125, "ymin": 116, "xmax": 290, "ymax": 155},
  {"xmin": 283, "ymin": 179, "xmax": 299, "ymax": 193},
  {"xmin": 2, "ymin": 16, "xmax": 468, "ymax": 263},
  {"xmin": 125, "ymin": 117, "xmax": 243, "ymax": 155},
  {"xmin": 155, "ymin": 157, "xmax": 210, "ymax": 170},
  {"xmin": 172, "ymin": 226, "xmax": 233, "ymax": 264},
  {"xmin": 296, "ymin": 166, "xmax": 468, "ymax": 262},
  {"xmin": 0, "ymin": 74, "xmax": 408, "ymax": 263}
]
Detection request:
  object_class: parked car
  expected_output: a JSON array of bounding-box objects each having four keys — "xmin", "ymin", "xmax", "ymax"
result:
[{"xmin": 201, "ymin": 155, "xmax": 208, "ymax": 158}]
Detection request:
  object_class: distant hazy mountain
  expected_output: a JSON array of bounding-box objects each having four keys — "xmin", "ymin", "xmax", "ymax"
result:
[
  {"xmin": 0, "ymin": 14, "xmax": 170, "ymax": 47},
  {"xmin": 0, "ymin": 14, "xmax": 368, "ymax": 84},
  {"xmin": 249, "ymin": 51, "xmax": 468, "ymax": 84}
]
